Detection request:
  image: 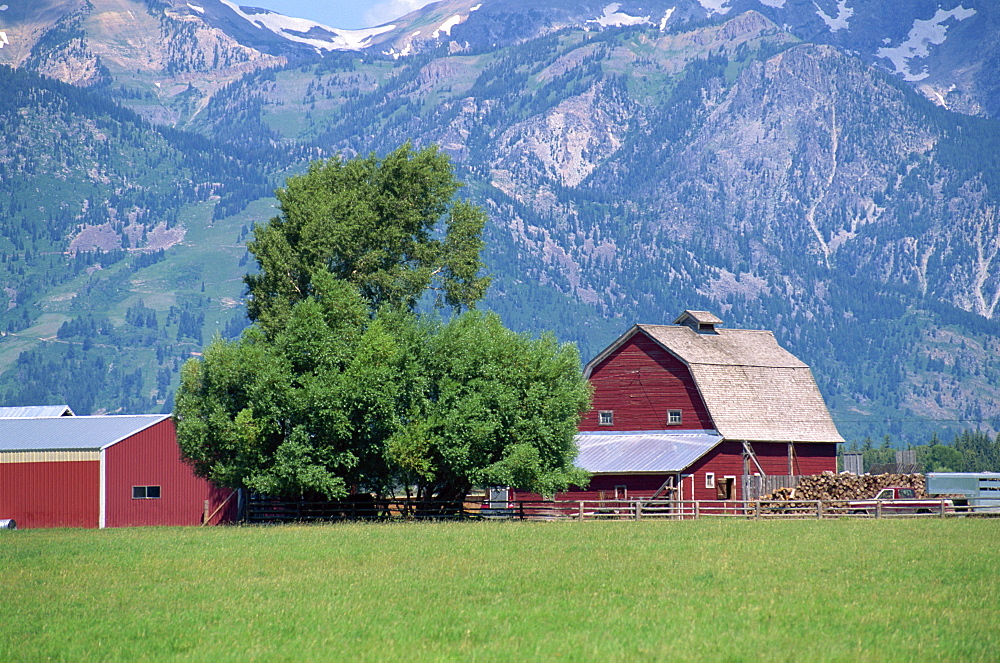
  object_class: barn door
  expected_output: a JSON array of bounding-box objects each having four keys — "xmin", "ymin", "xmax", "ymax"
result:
[{"xmin": 716, "ymin": 477, "xmax": 735, "ymax": 500}]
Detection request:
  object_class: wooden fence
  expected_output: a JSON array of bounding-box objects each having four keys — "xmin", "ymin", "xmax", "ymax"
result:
[
  {"xmin": 741, "ymin": 474, "xmax": 802, "ymax": 501},
  {"xmin": 245, "ymin": 495, "xmax": 963, "ymax": 523}
]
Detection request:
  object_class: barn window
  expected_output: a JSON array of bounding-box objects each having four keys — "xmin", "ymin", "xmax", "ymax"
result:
[
  {"xmin": 705, "ymin": 473, "xmax": 715, "ymax": 489},
  {"xmin": 615, "ymin": 485, "xmax": 627, "ymax": 500},
  {"xmin": 598, "ymin": 410, "xmax": 614, "ymax": 426},
  {"xmin": 132, "ymin": 486, "xmax": 161, "ymax": 499},
  {"xmin": 668, "ymin": 409, "xmax": 682, "ymax": 425}
]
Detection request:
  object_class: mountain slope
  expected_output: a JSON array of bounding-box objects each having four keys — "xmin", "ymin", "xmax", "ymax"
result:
[
  {"xmin": 5, "ymin": 0, "xmax": 997, "ymax": 124},
  {"xmin": 192, "ymin": 11, "xmax": 1000, "ymax": 442},
  {"xmin": 327, "ymin": 0, "xmax": 1000, "ymax": 118},
  {"xmin": 2, "ymin": 4, "xmax": 999, "ymax": 445}
]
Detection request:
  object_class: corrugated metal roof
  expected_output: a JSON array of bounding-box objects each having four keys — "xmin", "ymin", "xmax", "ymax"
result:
[
  {"xmin": 575, "ymin": 431, "xmax": 722, "ymax": 474},
  {"xmin": 0, "ymin": 415, "xmax": 170, "ymax": 452},
  {"xmin": 0, "ymin": 405, "xmax": 75, "ymax": 418}
]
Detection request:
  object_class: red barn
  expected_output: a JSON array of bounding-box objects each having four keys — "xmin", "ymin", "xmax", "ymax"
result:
[
  {"xmin": 0, "ymin": 414, "xmax": 236, "ymax": 529},
  {"xmin": 516, "ymin": 311, "xmax": 843, "ymax": 503}
]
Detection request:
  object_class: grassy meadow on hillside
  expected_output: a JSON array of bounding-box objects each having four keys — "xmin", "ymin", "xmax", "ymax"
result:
[{"xmin": 2, "ymin": 519, "xmax": 997, "ymax": 660}]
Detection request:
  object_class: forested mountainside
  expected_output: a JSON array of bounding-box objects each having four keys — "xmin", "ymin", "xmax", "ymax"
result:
[
  {"xmin": 1, "ymin": 2, "xmax": 999, "ymax": 445},
  {"xmin": 0, "ymin": 65, "xmax": 275, "ymax": 413}
]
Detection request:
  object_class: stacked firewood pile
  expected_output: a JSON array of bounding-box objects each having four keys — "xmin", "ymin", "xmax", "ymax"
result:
[{"xmin": 763, "ymin": 472, "xmax": 926, "ymax": 502}]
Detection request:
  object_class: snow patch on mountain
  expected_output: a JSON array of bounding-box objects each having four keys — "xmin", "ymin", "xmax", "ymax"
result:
[
  {"xmin": 432, "ymin": 14, "xmax": 464, "ymax": 39},
  {"xmin": 0, "ymin": 5, "xmax": 7, "ymax": 48},
  {"xmin": 877, "ymin": 5, "xmax": 977, "ymax": 82},
  {"xmin": 590, "ymin": 4, "xmax": 651, "ymax": 27},
  {"xmin": 187, "ymin": 4, "xmax": 205, "ymax": 14},
  {"xmin": 219, "ymin": 0, "xmax": 394, "ymax": 51},
  {"xmin": 757, "ymin": 0, "xmax": 785, "ymax": 7},
  {"xmin": 659, "ymin": 8, "xmax": 675, "ymax": 31},
  {"xmin": 696, "ymin": 0, "xmax": 732, "ymax": 15},
  {"xmin": 815, "ymin": 0, "xmax": 853, "ymax": 32}
]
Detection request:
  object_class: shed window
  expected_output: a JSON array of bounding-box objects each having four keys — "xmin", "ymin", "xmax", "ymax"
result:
[
  {"xmin": 668, "ymin": 409, "xmax": 682, "ymax": 425},
  {"xmin": 132, "ymin": 486, "xmax": 161, "ymax": 499},
  {"xmin": 598, "ymin": 410, "xmax": 614, "ymax": 426},
  {"xmin": 705, "ymin": 473, "xmax": 715, "ymax": 489}
]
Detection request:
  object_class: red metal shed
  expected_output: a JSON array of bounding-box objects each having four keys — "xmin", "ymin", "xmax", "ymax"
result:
[
  {"xmin": 515, "ymin": 311, "xmax": 843, "ymax": 503},
  {"xmin": 0, "ymin": 414, "xmax": 236, "ymax": 529}
]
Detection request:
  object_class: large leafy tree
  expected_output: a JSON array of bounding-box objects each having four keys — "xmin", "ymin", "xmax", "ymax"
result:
[
  {"xmin": 175, "ymin": 279, "xmax": 402, "ymax": 498},
  {"xmin": 245, "ymin": 142, "xmax": 490, "ymax": 331},
  {"xmin": 386, "ymin": 311, "xmax": 591, "ymax": 505},
  {"xmin": 175, "ymin": 144, "xmax": 590, "ymax": 503}
]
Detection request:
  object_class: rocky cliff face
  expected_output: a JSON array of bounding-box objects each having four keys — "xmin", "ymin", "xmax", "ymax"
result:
[
  {"xmin": 6, "ymin": 0, "xmax": 996, "ymax": 122},
  {"xmin": 369, "ymin": 0, "xmax": 1000, "ymax": 119},
  {"xmin": 1, "ymin": 0, "xmax": 285, "ymax": 124}
]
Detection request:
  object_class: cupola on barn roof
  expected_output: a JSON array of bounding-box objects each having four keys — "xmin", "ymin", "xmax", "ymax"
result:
[{"xmin": 673, "ymin": 310, "xmax": 723, "ymax": 333}]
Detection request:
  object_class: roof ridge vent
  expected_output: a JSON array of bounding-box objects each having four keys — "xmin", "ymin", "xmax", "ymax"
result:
[{"xmin": 673, "ymin": 310, "xmax": 723, "ymax": 334}]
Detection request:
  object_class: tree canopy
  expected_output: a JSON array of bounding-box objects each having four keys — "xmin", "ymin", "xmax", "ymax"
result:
[
  {"xmin": 176, "ymin": 303, "xmax": 590, "ymax": 501},
  {"xmin": 384, "ymin": 311, "xmax": 591, "ymax": 503},
  {"xmin": 175, "ymin": 144, "xmax": 590, "ymax": 505},
  {"xmin": 244, "ymin": 142, "xmax": 490, "ymax": 331}
]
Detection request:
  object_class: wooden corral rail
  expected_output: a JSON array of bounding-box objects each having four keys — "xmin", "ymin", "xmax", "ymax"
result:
[
  {"xmin": 246, "ymin": 496, "xmax": 966, "ymax": 523},
  {"xmin": 560, "ymin": 498, "xmax": 960, "ymax": 520}
]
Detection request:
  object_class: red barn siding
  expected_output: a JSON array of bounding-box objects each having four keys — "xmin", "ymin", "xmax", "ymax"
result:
[
  {"xmin": 586, "ymin": 474, "xmax": 673, "ymax": 499},
  {"xmin": 793, "ymin": 443, "xmax": 838, "ymax": 475},
  {"xmin": 515, "ymin": 474, "xmax": 680, "ymax": 502},
  {"xmin": 745, "ymin": 442, "xmax": 794, "ymax": 475},
  {"xmin": 686, "ymin": 442, "xmax": 746, "ymax": 501},
  {"xmin": 104, "ymin": 418, "xmax": 235, "ymax": 527},
  {"xmin": 515, "ymin": 443, "xmax": 837, "ymax": 504},
  {"xmin": 0, "ymin": 460, "xmax": 99, "ymax": 528},
  {"xmin": 581, "ymin": 333, "xmax": 714, "ymax": 431}
]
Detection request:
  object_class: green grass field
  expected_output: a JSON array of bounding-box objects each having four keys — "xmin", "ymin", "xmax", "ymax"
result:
[{"xmin": 2, "ymin": 519, "xmax": 997, "ymax": 660}]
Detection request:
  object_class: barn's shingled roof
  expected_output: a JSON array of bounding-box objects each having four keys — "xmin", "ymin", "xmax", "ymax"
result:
[{"xmin": 585, "ymin": 319, "xmax": 844, "ymax": 444}]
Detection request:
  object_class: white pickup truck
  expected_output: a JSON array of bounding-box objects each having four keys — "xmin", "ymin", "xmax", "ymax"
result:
[{"xmin": 847, "ymin": 487, "xmax": 954, "ymax": 516}]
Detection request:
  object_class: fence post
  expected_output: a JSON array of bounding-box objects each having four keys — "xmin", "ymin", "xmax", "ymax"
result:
[
  {"xmin": 635, "ymin": 501, "xmax": 641, "ymax": 521},
  {"xmin": 579, "ymin": 501, "xmax": 585, "ymax": 521},
  {"xmin": 876, "ymin": 501, "xmax": 882, "ymax": 519},
  {"xmin": 754, "ymin": 500, "xmax": 760, "ymax": 520},
  {"xmin": 940, "ymin": 499, "xmax": 946, "ymax": 518},
  {"xmin": 694, "ymin": 501, "xmax": 700, "ymax": 520},
  {"xmin": 816, "ymin": 500, "xmax": 823, "ymax": 520}
]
